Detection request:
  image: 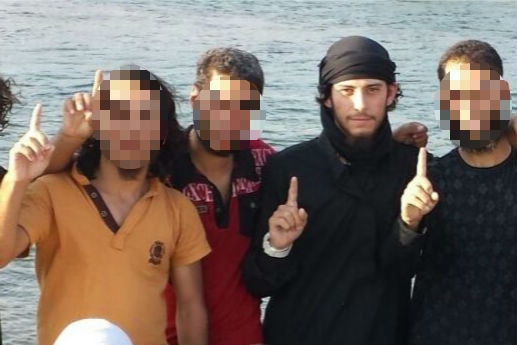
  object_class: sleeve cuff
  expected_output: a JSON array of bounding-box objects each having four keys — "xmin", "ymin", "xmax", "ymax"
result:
[
  {"xmin": 262, "ymin": 233, "xmax": 292, "ymax": 258},
  {"xmin": 398, "ymin": 217, "xmax": 426, "ymax": 246}
]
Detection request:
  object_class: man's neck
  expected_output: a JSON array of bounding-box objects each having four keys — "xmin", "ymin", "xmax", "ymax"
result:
[
  {"xmin": 458, "ymin": 137, "xmax": 512, "ymax": 168},
  {"xmin": 189, "ymin": 128, "xmax": 234, "ymax": 176},
  {"xmin": 91, "ymin": 156, "xmax": 150, "ymax": 201}
]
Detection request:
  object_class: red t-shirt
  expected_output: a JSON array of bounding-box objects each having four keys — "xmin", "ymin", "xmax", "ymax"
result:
[{"xmin": 165, "ymin": 139, "xmax": 275, "ymax": 345}]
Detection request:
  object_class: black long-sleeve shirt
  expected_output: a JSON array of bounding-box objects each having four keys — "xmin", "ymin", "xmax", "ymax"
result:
[
  {"xmin": 243, "ymin": 134, "xmax": 422, "ymax": 345},
  {"xmin": 409, "ymin": 148, "xmax": 517, "ymax": 345}
]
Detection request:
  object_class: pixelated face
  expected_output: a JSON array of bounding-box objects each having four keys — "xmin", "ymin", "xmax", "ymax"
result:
[
  {"xmin": 437, "ymin": 62, "xmax": 511, "ymax": 149},
  {"xmin": 92, "ymin": 77, "xmax": 162, "ymax": 169},
  {"xmin": 324, "ymin": 79, "xmax": 397, "ymax": 140},
  {"xmin": 192, "ymin": 72, "xmax": 263, "ymax": 151}
]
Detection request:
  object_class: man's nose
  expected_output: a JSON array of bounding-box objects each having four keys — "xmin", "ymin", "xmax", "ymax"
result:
[{"xmin": 352, "ymin": 90, "xmax": 366, "ymax": 112}]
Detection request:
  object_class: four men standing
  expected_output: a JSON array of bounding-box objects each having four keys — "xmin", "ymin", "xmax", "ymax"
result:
[{"xmin": 0, "ymin": 37, "xmax": 515, "ymax": 345}]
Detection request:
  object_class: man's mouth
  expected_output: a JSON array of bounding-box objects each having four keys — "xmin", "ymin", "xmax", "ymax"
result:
[
  {"xmin": 119, "ymin": 140, "xmax": 140, "ymax": 150},
  {"xmin": 349, "ymin": 116, "xmax": 373, "ymax": 122}
]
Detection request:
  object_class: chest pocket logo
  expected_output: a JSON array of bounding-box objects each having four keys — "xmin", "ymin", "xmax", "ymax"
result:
[{"xmin": 149, "ymin": 241, "xmax": 165, "ymax": 265}]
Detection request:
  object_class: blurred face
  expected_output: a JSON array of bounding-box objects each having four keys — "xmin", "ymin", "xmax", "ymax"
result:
[
  {"xmin": 437, "ymin": 62, "xmax": 511, "ymax": 150},
  {"xmin": 92, "ymin": 78, "xmax": 162, "ymax": 171},
  {"xmin": 324, "ymin": 78, "xmax": 397, "ymax": 142},
  {"xmin": 191, "ymin": 72, "xmax": 263, "ymax": 152}
]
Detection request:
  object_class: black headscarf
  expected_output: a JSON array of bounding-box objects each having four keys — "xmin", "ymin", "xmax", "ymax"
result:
[{"xmin": 318, "ymin": 36, "xmax": 397, "ymax": 163}]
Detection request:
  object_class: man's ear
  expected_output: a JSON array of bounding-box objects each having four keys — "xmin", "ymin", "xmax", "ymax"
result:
[
  {"xmin": 324, "ymin": 96, "xmax": 333, "ymax": 108},
  {"xmin": 189, "ymin": 85, "xmax": 201, "ymax": 107},
  {"xmin": 386, "ymin": 82, "xmax": 399, "ymax": 107},
  {"xmin": 500, "ymin": 80, "xmax": 511, "ymax": 100}
]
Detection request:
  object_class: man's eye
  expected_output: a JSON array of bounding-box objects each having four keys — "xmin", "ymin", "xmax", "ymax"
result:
[
  {"xmin": 100, "ymin": 99, "xmax": 110, "ymax": 110},
  {"xmin": 368, "ymin": 87, "xmax": 381, "ymax": 93},
  {"xmin": 450, "ymin": 90, "xmax": 461, "ymax": 100},
  {"xmin": 210, "ymin": 99, "xmax": 231, "ymax": 110},
  {"xmin": 141, "ymin": 110, "xmax": 151, "ymax": 120},
  {"xmin": 110, "ymin": 100, "xmax": 121, "ymax": 110},
  {"xmin": 110, "ymin": 109, "xmax": 131, "ymax": 120},
  {"xmin": 240, "ymin": 100, "xmax": 260, "ymax": 110},
  {"xmin": 338, "ymin": 88, "xmax": 354, "ymax": 95}
]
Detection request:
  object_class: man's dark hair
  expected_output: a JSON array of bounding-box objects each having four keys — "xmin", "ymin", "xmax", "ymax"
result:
[
  {"xmin": 315, "ymin": 82, "xmax": 402, "ymax": 112},
  {"xmin": 437, "ymin": 40, "xmax": 503, "ymax": 80},
  {"xmin": 0, "ymin": 75, "xmax": 19, "ymax": 131},
  {"xmin": 77, "ymin": 66, "xmax": 186, "ymax": 180},
  {"xmin": 194, "ymin": 47, "xmax": 264, "ymax": 94}
]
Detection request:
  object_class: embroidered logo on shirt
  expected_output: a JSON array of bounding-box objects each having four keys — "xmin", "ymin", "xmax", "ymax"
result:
[{"xmin": 148, "ymin": 241, "xmax": 165, "ymax": 265}]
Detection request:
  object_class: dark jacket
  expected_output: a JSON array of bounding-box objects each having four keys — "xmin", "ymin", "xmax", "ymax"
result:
[{"xmin": 243, "ymin": 134, "xmax": 422, "ymax": 345}]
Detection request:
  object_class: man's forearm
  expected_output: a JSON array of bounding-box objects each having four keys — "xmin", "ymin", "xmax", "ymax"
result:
[
  {"xmin": 176, "ymin": 301, "xmax": 208, "ymax": 345},
  {"xmin": 45, "ymin": 130, "xmax": 84, "ymax": 173},
  {"xmin": 242, "ymin": 239, "xmax": 299, "ymax": 298},
  {"xmin": 0, "ymin": 175, "xmax": 29, "ymax": 267}
]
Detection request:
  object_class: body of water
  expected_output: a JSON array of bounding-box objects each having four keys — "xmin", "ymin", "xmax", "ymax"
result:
[{"xmin": 0, "ymin": 0, "xmax": 516, "ymax": 343}]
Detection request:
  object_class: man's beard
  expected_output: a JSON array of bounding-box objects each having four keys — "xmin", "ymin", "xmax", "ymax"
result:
[
  {"xmin": 101, "ymin": 149, "xmax": 150, "ymax": 180},
  {"xmin": 458, "ymin": 139, "xmax": 498, "ymax": 153},
  {"xmin": 454, "ymin": 130, "xmax": 504, "ymax": 153},
  {"xmin": 117, "ymin": 166, "xmax": 144, "ymax": 180},
  {"xmin": 195, "ymin": 129, "xmax": 236, "ymax": 157},
  {"xmin": 451, "ymin": 130, "xmax": 505, "ymax": 153},
  {"xmin": 344, "ymin": 135, "xmax": 375, "ymax": 150},
  {"xmin": 199, "ymin": 138, "xmax": 234, "ymax": 157},
  {"xmin": 451, "ymin": 116, "xmax": 510, "ymax": 153},
  {"xmin": 335, "ymin": 116, "xmax": 376, "ymax": 150}
]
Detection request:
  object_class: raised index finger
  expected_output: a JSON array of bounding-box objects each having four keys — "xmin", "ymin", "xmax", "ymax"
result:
[
  {"xmin": 30, "ymin": 104, "xmax": 42, "ymax": 131},
  {"xmin": 286, "ymin": 176, "xmax": 298, "ymax": 207},
  {"xmin": 416, "ymin": 147, "xmax": 427, "ymax": 177},
  {"xmin": 91, "ymin": 69, "xmax": 103, "ymax": 96}
]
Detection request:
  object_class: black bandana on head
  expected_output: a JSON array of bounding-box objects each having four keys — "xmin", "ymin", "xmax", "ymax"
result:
[
  {"xmin": 319, "ymin": 36, "xmax": 396, "ymax": 86},
  {"xmin": 318, "ymin": 36, "xmax": 396, "ymax": 163}
]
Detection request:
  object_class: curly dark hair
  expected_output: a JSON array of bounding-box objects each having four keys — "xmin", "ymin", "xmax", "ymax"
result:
[
  {"xmin": 194, "ymin": 47, "xmax": 265, "ymax": 94},
  {"xmin": 0, "ymin": 75, "xmax": 19, "ymax": 131},
  {"xmin": 77, "ymin": 66, "xmax": 186, "ymax": 180},
  {"xmin": 437, "ymin": 40, "xmax": 503, "ymax": 81},
  {"xmin": 315, "ymin": 82, "xmax": 403, "ymax": 112}
]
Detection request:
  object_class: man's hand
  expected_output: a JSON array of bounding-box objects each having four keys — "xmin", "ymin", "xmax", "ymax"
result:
[
  {"xmin": 400, "ymin": 148, "xmax": 439, "ymax": 230},
  {"xmin": 45, "ymin": 70, "xmax": 103, "ymax": 174},
  {"xmin": 7, "ymin": 104, "xmax": 54, "ymax": 182},
  {"xmin": 393, "ymin": 122, "xmax": 428, "ymax": 148},
  {"xmin": 60, "ymin": 69, "xmax": 102, "ymax": 140},
  {"xmin": 268, "ymin": 177, "xmax": 308, "ymax": 249}
]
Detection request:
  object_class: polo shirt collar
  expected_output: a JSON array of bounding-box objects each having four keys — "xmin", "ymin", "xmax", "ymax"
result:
[{"xmin": 70, "ymin": 163, "xmax": 162, "ymax": 198}]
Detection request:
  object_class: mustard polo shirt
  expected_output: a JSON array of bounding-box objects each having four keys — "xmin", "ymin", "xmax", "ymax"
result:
[{"xmin": 18, "ymin": 165, "xmax": 211, "ymax": 345}]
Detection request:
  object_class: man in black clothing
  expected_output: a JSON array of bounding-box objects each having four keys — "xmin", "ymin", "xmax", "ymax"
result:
[
  {"xmin": 243, "ymin": 36, "xmax": 423, "ymax": 345},
  {"xmin": 401, "ymin": 40, "xmax": 516, "ymax": 345}
]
